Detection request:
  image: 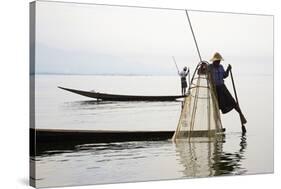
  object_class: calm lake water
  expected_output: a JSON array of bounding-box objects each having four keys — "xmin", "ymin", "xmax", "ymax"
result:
[{"xmin": 33, "ymin": 74, "xmax": 273, "ymax": 188}]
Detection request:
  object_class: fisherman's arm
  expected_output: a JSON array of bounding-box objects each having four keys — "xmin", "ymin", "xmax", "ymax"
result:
[
  {"xmin": 223, "ymin": 64, "xmax": 231, "ymax": 78},
  {"xmin": 185, "ymin": 68, "xmax": 190, "ymax": 76}
]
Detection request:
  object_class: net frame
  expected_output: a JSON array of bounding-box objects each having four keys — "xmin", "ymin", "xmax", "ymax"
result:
[{"xmin": 173, "ymin": 61, "xmax": 224, "ymax": 141}]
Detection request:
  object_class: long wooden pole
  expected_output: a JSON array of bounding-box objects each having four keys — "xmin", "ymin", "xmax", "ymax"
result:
[
  {"xmin": 185, "ymin": 10, "xmax": 202, "ymax": 62},
  {"xmin": 172, "ymin": 56, "xmax": 180, "ymax": 73},
  {"xmin": 229, "ymin": 68, "xmax": 247, "ymax": 133}
]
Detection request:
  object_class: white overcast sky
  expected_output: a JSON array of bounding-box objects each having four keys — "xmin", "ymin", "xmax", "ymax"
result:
[{"xmin": 35, "ymin": 0, "xmax": 273, "ymax": 75}]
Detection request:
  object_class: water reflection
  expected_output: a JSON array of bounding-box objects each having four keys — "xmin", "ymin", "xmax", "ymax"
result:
[
  {"xmin": 32, "ymin": 135, "xmax": 251, "ymax": 187},
  {"xmin": 175, "ymin": 134, "xmax": 247, "ymax": 177},
  {"xmin": 36, "ymin": 140, "xmax": 162, "ymax": 158},
  {"xmin": 63, "ymin": 100, "xmax": 182, "ymax": 110}
]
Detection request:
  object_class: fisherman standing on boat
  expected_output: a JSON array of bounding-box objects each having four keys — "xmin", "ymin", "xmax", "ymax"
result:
[
  {"xmin": 208, "ymin": 52, "xmax": 247, "ymax": 124},
  {"xmin": 179, "ymin": 67, "xmax": 189, "ymax": 95}
]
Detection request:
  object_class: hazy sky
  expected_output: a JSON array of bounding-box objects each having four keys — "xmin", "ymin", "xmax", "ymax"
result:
[{"xmin": 35, "ymin": 1, "xmax": 273, "ymax": 75}]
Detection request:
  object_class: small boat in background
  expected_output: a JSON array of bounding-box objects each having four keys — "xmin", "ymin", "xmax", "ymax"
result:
[{"xmin": 58, "ymin": 86, "xmax": 186, "ymax": 101}]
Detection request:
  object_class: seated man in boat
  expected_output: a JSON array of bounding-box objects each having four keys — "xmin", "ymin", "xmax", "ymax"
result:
[
  {"xmin": 179, "ymin": 66, "xmax": 189, "ymax": 95},
  {"xmin": 208, "ymin": 52, "xmax": 247, "ymax": 124}
]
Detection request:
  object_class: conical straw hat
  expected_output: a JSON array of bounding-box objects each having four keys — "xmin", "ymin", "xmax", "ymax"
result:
[{"xmin": 210, "ymin": 52, "xmax": 224, "ymax": 61}]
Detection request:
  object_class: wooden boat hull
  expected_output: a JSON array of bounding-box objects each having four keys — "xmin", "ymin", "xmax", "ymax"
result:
[
  {"xmin": 30, "ymin": 128, "xmax": 174, "ymax": 156},
  {"xmin": 30, "ymin": 128, "xmax": 225, "ymax": 156},
  {"xmin": 58, "ymin": 86, "xmax": 185, "ymax": 101}
]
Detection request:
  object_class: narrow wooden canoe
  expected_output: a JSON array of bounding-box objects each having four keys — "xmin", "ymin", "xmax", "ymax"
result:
[
  {"xmin": 30, "ymin": 128, "xmax": 225, "ymax": 156},
  {"xmin": 30, "ymin": 128, "xmax": 175, "ymax": 156},
  {"xmin": 58, "ymin": 86, "xmax": 185, "ymax": 101}
]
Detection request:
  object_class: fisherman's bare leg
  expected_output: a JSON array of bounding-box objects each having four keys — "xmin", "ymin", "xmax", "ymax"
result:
[{"xmin": 234, "ymin": 104, "xmax": 247, "ymax": 124}]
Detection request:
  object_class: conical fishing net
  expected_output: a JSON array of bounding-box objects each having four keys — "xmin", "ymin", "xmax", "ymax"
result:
[{"xmin": 173, "ymin": 61, "xmax": 224, "ymax": 141}]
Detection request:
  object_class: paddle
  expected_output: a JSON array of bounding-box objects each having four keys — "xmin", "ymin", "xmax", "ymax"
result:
[{"xmin": 229, "ymin": 67, "xmax": 247, "ymax": 133}]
